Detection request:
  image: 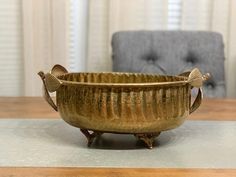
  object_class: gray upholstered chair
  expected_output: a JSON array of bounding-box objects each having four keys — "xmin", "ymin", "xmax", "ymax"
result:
[{"xmin": 112, "ymin": 31, "xmax": 226, "ymax": 98}]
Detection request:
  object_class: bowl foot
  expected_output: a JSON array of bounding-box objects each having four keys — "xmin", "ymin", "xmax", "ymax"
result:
[
  {"xmin": 80, "ymin": 129, "xmax": 103, "ymax": 146},
  {"xmin": 134, "ymin": 132, "xmax": 161, "ymax": 149},
  {"xmin": 80, "ymin": 129, "xmax": 161, "ymax": 149}
]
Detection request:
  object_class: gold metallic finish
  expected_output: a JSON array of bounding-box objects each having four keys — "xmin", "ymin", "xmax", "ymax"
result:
[{"xmin": 38, "ymin": 65, "xmax": 209, "ymax": 149}]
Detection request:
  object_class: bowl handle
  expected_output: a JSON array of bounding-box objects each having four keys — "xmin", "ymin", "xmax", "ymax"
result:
[
  {"xmin": 189, "ymin": 87, "xmax": 203, "ymax": 114},
  {"xmin": 179, "ymin": 68, "xmax": 210, "ymax": 114},
  {"xmin": 38, "ymin": 71, "xmax": 59, "ymax": 111},
  {"xmin": 50, "ymin": 64, "xmax": 68, "ymax": 77},
  {"xmin": 38, "ymin": 64, "xmax": 68, "ymax": 111}
]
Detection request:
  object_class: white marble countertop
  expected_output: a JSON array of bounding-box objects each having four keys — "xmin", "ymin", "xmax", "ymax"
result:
[{"xmin": 0, "ymin": 119, "xmax": 235, "ymax": 168}]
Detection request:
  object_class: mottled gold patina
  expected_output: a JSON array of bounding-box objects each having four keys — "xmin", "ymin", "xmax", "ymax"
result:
[{"xmin": 38, "ymin": 64, "xmax": 209, "ymax": 148}]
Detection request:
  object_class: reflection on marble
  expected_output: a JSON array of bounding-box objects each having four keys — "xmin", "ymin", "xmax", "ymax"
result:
[{"xmin": 0, "ymin": 119, "xmax": 235, "ymax": 168}]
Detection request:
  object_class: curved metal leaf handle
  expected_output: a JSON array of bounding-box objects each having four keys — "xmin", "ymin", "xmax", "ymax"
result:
[
  {"xmin": 50, "ymin": 64, "xmax": 68, "ymax": 77},
  {"xmin": 38, "ymin": 64, "xmax": 68, "ymax": 111},
  {"xmin": 38, "ymin": 71, "xmax": 58, "ymax": 111},
  {"xmin": 179, "ymin": 68, "xmax": 210, "ymax": 114},
  {"xmin": 190, "ymin": 87, "xmax": 203, "ymax": 114}
]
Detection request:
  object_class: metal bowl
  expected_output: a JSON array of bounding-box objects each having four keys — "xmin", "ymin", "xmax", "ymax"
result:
[{"xmin": 38, "ymin": 64, "xmax": 209, "ymax": 148}]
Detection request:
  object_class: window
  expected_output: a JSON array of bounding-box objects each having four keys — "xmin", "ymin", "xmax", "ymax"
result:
[
  {"xmin": 68, "ymin": 0, "xmax": 88, "ymax": 72},
  {"xmin": 168, "ymin": 0, "xmax": 182, "ymax": 30},
  {"xmin": 0, "ymin": 0, "xmax": 23, "ymax": 96},
  {"xmin": 0, "ymin": 0, "xmax": 189, "ymax": 96}
]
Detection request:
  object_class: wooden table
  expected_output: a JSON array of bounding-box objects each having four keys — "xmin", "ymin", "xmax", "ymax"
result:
[{"xmin": 0, "ymin": 97, "xmax": 235, "ymax": 177}]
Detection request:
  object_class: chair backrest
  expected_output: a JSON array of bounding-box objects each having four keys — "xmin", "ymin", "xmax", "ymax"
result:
[{"xmin": 112, "ymin": 31, "xmax": 226, "ymax": 98}]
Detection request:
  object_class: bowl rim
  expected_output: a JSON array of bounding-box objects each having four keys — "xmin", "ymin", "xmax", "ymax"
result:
[{"xmin": 57, "ymin": 72, "xmax": 189, "ymax": 87}]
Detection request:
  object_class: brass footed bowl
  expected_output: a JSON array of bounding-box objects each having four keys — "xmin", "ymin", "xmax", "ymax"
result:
[{"xmin": 39, "ymin": 65, "xmax": 209, "ymax": 149}]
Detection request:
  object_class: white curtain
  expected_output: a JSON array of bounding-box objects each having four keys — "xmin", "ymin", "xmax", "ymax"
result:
[
  {"xmin": 87, "ymin": 0, "xmax": 236, "ymax": 97},
  {"xmin": 22, "ymin": 0, "xmax": 69, "ymax": 96},
  {"xmin": 0, "ymin": 0, "xmax": 24, "ymax": 96},
  {"xmin": 87, "ymin": 0, "xmax": 168, "ymax": 72},
  {"xmin": 19, "ymin": 0, "xmax": 236, "ymax": 96},
  {"xmin": 22, "ymin": 0, "xmax": 89, "ymax": 96},
  {"xmin": 226, "ymin": 0, "xmax": 236, "ymax": 97},
  {"xmin": 181, "ymin": 0, "xmax": 236, "ymax": 97},
  {"xmin": 68, "ymin": 0, "xmax": 88, "ymax": 72}
]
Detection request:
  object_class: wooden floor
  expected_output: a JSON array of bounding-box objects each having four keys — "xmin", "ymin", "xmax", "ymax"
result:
[{"xmin": 0, "ymin": 97, "xmax": 235, "ymax": 177}]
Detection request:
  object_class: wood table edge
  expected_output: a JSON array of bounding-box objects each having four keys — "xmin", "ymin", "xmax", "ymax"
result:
[
  {"xmin": 0, "ymin": 167, "xmax": 236, "ymax": 177},
  {"xmin": 1, "ymin": 97, "xmax": 236, "ymax": 120}
]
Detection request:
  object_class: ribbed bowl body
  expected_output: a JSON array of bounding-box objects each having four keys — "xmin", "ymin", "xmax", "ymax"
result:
[{"xmin": 56, "ymin": 73, "xmax": 191, "ymax": 133}]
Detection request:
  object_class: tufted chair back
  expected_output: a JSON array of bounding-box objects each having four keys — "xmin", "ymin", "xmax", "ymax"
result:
[{"xmin": 112, "ymin": 31, "xmax": 226, "ymax": 98}]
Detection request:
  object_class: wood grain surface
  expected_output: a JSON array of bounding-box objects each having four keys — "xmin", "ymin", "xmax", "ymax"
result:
[
  {"xmin": 0, "ymin": 97, "xmax": 236, "ymax": 120},
  {"xmin": 0, "ymin": 168, "xmax": 236, "ymax": 177},
  {"xmin": 0, "ymin": 97, "xmax": 59, "ymax": 118},
  {"xmin": 0, "ymin": 97, "xmax": 235, "ymax": 177}
]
